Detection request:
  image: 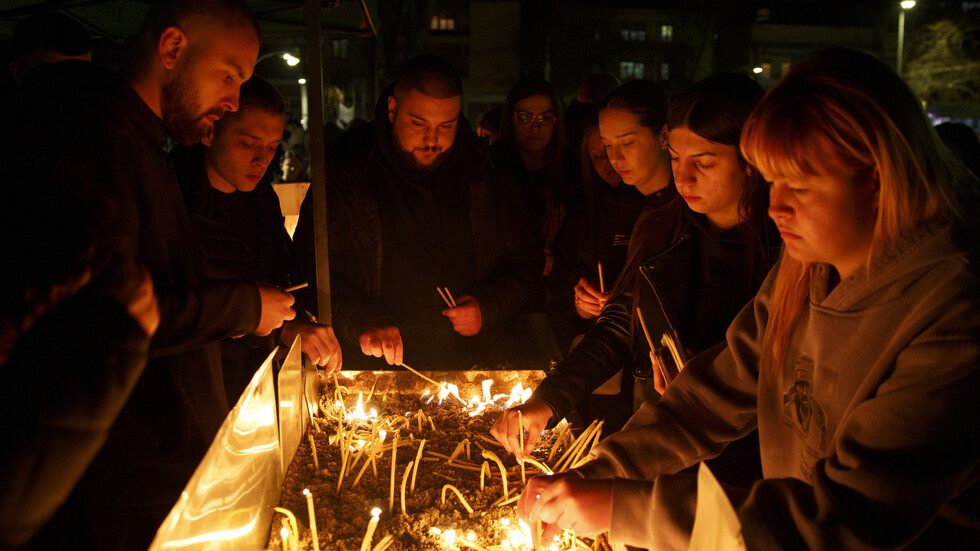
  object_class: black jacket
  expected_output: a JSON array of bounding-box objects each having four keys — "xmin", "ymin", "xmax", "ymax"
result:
[
  {"xmin": 547, "ymin": 183, "xmax": 665, "ymax": 355},
  {"xmin": 171, "ymin": 145, "xmax": 291, "ymax": 401},
  {"xmin": 293, "ymin": 93, "xmax": 542, "ymax": 370},
  {"xmin": 534, "ymin": 208, "xmax": 780, "ymax": 420},
  {"xmin": 5, "ymin": 61, "xmax": 261, "ymax": 550},
  {"xmin": 0, "ymin": 294, "xmax": 150, "ymax": 549}
]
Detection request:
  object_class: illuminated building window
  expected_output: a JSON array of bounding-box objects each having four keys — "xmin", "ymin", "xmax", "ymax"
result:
[
  {"xmin": 621, "ymin": 23, "xmax": 646, "ymax": 42},
  {"xmin": 660, "ymin": 62, "xmax": 670, "ymax": 81},
  {"xmin": 661, "ymin": 24, "xmax": 673, "ymax": 42},
  {"xmin": 761, "ymin": 62, "xmax": 772, "ymax": 79},
  {"xmin": 619, "ymin": 61, "xmax": 645, "ymax": 80},
  {"xmin": 430, "ymin": 15, "xmax": 455, "ymax": 31}
]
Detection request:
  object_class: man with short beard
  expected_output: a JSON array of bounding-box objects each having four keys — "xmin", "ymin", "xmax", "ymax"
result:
[
  {"xmin": 3, "ymin": 1, "xmax": 295, "ymax": 548},
  {"xmin": 293, "ymin": 55, "xmax": 542, "ymax": 372}
]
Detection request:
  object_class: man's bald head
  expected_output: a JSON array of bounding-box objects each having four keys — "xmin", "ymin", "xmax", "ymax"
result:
[{"xmin": 135, "ymin": 0, "xmax": 260, "ymax": 63}]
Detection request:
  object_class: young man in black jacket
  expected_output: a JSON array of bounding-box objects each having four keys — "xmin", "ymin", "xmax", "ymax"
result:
[
  {"xmin": 172, "ymin": 76, "xmax": 342, "ymax": 401},
  {"xmin": 293, "ymin": 55, "xmax": 542, "ymax": 371}
]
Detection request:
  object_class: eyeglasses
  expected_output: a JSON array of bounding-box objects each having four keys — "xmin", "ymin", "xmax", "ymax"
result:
[{"xmin": 514, "ymin": 110, "xmax": 557, "ymax": 127}]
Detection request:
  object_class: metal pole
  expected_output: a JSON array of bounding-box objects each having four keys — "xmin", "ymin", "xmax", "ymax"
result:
[
  {"xmin": 305, "ymin": 0, "xmax": 332, "ymax": 325},
  {"xmin": 897, "ymin": 9, "xmax": 906, "ymax": 74}
]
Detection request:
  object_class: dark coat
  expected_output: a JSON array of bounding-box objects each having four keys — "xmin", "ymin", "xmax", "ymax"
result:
[
  {"xmin": 0, "ymin": 294, "xmax": 150, "ymax": 548},
  {"xmin": 534, "ymin": 207, "xmax": 780, "ymax": 421},
  {"xmin": 293, "ymin": 94, "xmax": 542, "ymax": 369},
  {"xmin": 5, "ymin": 61, "xmax": 262, "ymax": 550},
  {"xmin": 547, "ymin": 182, "xmax": 662, "ymax": 355},
  {"xmin": 534, "ymin": 208, "xmax": 779, "ymax": 486},
  {"xmin": 171, "ymin": 145, "xmax": 291, "ymax": 401}
]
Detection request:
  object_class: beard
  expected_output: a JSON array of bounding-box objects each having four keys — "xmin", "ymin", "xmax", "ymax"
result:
[
  {"xmin": 161, "ymin": 67, "xmax": 224, "ymax": 145},
  {"xmin": 394, "ymin": 141, "xmax": 451, "ymax": 173}
]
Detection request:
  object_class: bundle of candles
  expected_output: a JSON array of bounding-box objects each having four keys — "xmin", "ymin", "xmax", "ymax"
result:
[{"xmin": 268, "ymin": 369, "xmax": 624, "ymax": 551}]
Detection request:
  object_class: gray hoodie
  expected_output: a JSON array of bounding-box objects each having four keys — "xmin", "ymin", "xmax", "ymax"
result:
[{"xmin": 575, "ymin": 219, "xmax": 980, "ymax": 550}]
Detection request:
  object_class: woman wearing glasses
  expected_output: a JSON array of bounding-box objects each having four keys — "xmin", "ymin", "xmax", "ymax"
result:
[{"xmin": 492, "ymin": 77, "xmax": 572, "ymax": 279}]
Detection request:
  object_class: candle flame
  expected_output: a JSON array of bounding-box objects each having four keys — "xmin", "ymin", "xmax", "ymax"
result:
[
  {"xmin": 370, "ymin": 507, "xmax": 381, "ymax": 517},
  {"xmin": 505, "ymin": 383, "xmax": 528, "ymax": 407}
]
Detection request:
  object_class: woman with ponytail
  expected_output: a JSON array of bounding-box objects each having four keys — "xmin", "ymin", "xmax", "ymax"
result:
[{"xmin": 513, "ymin": 48, "xmax": 980, "ymax": 551}]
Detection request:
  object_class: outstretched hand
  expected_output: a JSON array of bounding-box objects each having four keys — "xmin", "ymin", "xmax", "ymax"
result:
[
  {"xmin": 490, "ymin": 398, "xmax": 553, "ymax": 459},
  {"xmin": 282, "ymin": 319, "xmax": 342, "ymax": 373},
  {"xmin": 517, "ymin": 472, "xmax": 612, "ymax": 541},
  {"xmin": 573, "ymin": 278, "xmax": 608, "ymax": 319},
  {"xmin": 359, "ymin": 325, "xmax": 403, "ymax": 365}
]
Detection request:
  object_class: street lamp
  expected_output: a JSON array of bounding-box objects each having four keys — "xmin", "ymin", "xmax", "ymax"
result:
[{"xmin": 897, "ymin": 0, "xmax": 915, "ymax": 74}]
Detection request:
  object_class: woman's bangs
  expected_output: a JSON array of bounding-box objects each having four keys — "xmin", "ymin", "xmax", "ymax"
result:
[{"xmin": 741, "ymin": 102, "xmax": 818, "ymax": 183}]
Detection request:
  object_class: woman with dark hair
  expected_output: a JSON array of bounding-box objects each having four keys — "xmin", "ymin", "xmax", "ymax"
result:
[
  {"xmin": 547, "ymin": 106, "xmax": 640, "ymax": 356},
  {"xmin": 493, "ymin": 77, "xmax": 570, "ymax": 277},
  {"xmin": 493, "ymin": 75, "xmax": 779, "ymax": 473},
  {"xmin": 565, "ymin": 79, "xmax": 676, "ymax": 327},
  {"xmin": 515, "ymin": 49, "xmax": 980, "ymax": 551}
]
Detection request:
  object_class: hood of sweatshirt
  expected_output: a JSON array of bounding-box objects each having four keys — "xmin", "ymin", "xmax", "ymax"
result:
[{"xmin": 811, "ymin": 214, "xmax": 979, "ymax": 312}]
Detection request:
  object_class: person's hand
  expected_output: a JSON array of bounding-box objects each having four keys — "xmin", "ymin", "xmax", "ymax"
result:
[
  {"xmin": 573, "ymin": 278, "xmax": 608, "ymax": 319},
  {"xmin": 358, "ymin": 325, "xmax": 403, "ymax": 365},
  {"xmin": 253, "ymin": 282, "xmax": 296, "ymax": 336},
  {"xmin": 282, "ymin": 319, "xmax": 342, "ymax": 373},
  {"xmin": 490, "ymin": 398, "xmax": 553, "ymax": 459},
  {"xmin": 518, "ymin": 473, "xmax": 612, "ymax": 541},
  {"xmin": 650, "ymin": 350, "xmax": 667, "ymax": 395},
  {"xmin": 126, "ymin": 267, "xmax": 159, "ymax": 337},
  {"xmin": 442, "ymin": 295, "xmax": 482, "ymax": 336}
]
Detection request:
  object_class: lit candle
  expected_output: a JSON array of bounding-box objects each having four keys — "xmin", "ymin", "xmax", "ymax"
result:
[
  {"xmin": 360, "ymin": 507, "xmax": 382, "ymax": 551},
  {"xmin": 280, "ymin": 522, "xmax": 289, "ymax": 551},
  {"xmin": 303, "ymin": 489, "xmax": 321, "ymax": 551},
  {"xmin": 274, "ymin": 507, "xmax": 300, "ymax": 550}
]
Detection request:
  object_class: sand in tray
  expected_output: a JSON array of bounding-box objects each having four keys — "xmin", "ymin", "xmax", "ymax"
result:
[{"xmin": 268, "ymin": 371, "xmax": 606, "ymax": 551}]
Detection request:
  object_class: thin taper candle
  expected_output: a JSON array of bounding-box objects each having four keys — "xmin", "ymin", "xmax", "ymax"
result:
[{"xmin": 303, "ymin": 489, "xmax": 321, "ymax": 551}]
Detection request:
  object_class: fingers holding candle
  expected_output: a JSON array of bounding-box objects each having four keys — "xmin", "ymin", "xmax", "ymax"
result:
[
  {"xmin": 490, "ymin": 399, "xmax": 552, "ymax": 458},
  {"xmin": 517, "ymin": 474, "xmax": 613, "ymax": 539},
  {"xmin": 573, "ymin": 278, "xmax": 608, "ymax": 319},
  {"xmin": 442, "ymin": 295, "xmax": 482, "ymax": 336}
]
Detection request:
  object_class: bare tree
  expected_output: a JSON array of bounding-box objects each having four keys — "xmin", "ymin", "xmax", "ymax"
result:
[{"xmin": 903, "ymin": 17, "xmax": 980, "ymax": 103}]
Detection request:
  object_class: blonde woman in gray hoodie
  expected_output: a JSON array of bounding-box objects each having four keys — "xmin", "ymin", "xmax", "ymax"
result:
[{"xmin": 516, "ymin": 48, "xmax": 980, "ymax": 551}]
